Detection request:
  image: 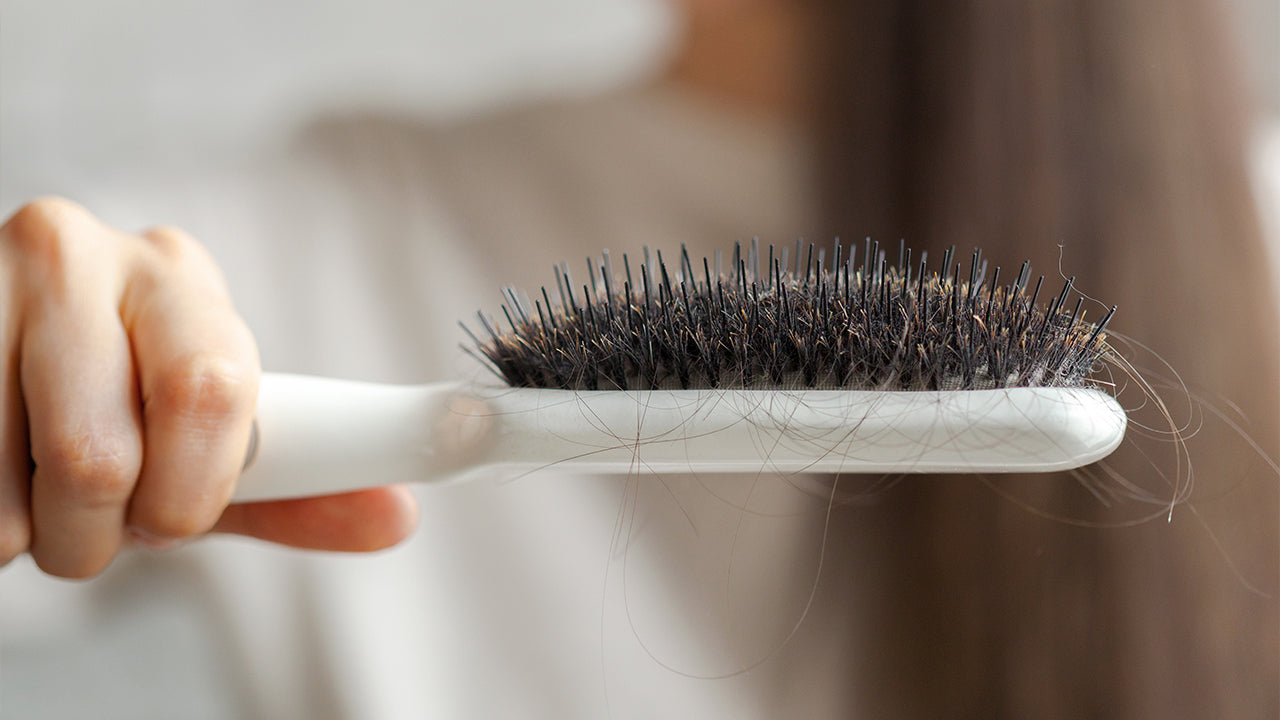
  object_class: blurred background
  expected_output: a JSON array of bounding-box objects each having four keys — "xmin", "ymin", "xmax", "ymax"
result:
[
  {"xmin": 1, "ymin": 1, "xmax": 1279, "ymax": 717},
  {"xmin": 1, "ymin": 0, "xmax": 673, "ymax": 212},
  {"xmin": 2, "ymin": 0, "xmax": 1276, "ymax": 216}
]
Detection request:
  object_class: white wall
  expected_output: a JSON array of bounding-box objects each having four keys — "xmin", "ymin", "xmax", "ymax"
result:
[
  {"xmin": 1, "ymin": 0, "xmax": 1276, "ymax": 213},
  {"xmin": 1, "ymin": 0, "xmax": 673, "ymax": 211}
]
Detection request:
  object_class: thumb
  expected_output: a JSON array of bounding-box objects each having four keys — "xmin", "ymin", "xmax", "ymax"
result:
[{"xmin": 212, "ymin": 485, "xmax": 419, "ymax": 552}]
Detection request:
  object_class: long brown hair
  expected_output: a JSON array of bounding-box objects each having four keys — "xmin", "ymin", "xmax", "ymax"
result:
[{"xmin": 808, "ymin": 2, "xmax": 1278, "ymax": 717}]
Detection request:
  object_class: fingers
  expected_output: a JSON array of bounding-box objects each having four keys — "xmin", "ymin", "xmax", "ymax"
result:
[
  {"xmin": 3, "ymin": 199, "xmax": 411, "ymax": 578},
  {"xmin": 0, "ymin": 298, "xmax": 30, "ymax": 569},
  {"xmin": 15, "ymin": 202, "xmax": 144, "ymax": 577},
  {"xmin": 0, "ymin": 203, "xmax": 34, "ymax": 568},
  {"xmin": 3, "ymin": 202, "xmax": 258, "ymax": 577},
  {"xmin": 213, "ymin": 486, "xmax": 419, "ymax": 552},
  {"xmin": 122, "ymin": 226, "xmax": 259, "ymax": 542}
]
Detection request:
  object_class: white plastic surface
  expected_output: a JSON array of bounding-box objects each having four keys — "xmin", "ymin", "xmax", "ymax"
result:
[{"xmin": 232, "ymin": 373, "xmax": 1128, "ymax": 502}]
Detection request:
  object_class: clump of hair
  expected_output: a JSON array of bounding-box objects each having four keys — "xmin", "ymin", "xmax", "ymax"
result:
[{"xmin": 464, "ymin": 239, "xmax": 1115, "ymax": 392}]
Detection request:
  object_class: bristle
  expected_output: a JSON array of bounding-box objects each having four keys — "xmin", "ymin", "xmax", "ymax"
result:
[{"xmin": 468, "ymin": 243, "xmax": 1116, "ymax": 392}]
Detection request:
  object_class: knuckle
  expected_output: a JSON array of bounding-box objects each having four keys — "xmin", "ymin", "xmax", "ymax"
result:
[
  {"xmin": 0, "ymin": 197, "xmax": 90, "ymax": 266},
  {"xmin": 4, "ymin": 197, "xmax": 90, "ymax": 233},
  {"xmin": 140, "ymin": 225, "xmax": 196, "ymax": 260},
  {"xmin": 132, "ymin": 498, "xmax": 220, "ymax": 539},
  {"xmin": 0, "ymin": 198, "xmax": 121, "ymax": 296},
  {"xmin": 137, "ymin": 226, "xmax": 231, "ymax": 300},
  {"xmin": 152, "ymin": 353, "xmax": 257, "ymax": 421},
  {"xmin": 39, "ymin": 430, "xmax": 141, "ymax": 507}
]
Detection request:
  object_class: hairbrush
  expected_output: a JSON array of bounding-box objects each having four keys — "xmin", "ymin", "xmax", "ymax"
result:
[{"xmin": 232, "ymin": 240, "xmax": 1125, "ymax": 502}]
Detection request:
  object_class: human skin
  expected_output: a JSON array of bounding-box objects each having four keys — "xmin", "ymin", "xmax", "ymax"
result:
[
  {"xmin": 0, "ymin": 199, "xmax": 418, "ymax": 578},
  {"xmin": 3, "ymin": 0, "xmax": 802, "ymax": 579}
]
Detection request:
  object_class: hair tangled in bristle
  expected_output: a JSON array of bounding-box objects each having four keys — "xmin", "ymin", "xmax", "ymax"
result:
[{"xmin": 464, "ymin": 240, "xmax": 1116, "ymax": 392}]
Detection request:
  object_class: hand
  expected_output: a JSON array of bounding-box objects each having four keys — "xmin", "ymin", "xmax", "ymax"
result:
[{"xmin": 1, "ymin": 198, "xmax": 418, "ymax": 578}]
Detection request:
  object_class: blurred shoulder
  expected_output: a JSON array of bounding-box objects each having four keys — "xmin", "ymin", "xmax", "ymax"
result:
[{"xmin": 287, "ymin": 90, "xmax": 642, "ymax": 181}]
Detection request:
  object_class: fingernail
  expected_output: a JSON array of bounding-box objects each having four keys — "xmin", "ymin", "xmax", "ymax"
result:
[{"xmin": 128, "ymin": 527, "xmax": 179, "ymax": 551}]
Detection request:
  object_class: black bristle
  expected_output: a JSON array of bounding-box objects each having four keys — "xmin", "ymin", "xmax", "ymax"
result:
[
  {"xmin": 502, "ymin": 287, "xmax": 527, "ymax": 325},
  {"xmin": 1056, "ymin": 276, "xmax": 1075, "ymax": 311},
  {"xmin": 985, "ymin": 266, "xmax": 1000, "ymax": 325},
  {"xmin": 641, "ymin": 268, "xmax": 653, "ymax": 318},
  {"xmin": 539, "ymin": 289, "xmax": 556, "ymax": 330},
  {"xmin": 751, "ymin": 237, "xmax": 761, "ymax": 285},
  {"xmin": 554, "ymin": 264, "xmax": 569, "ymax": 312},
  {"xmin": 832, "ymin": 240, "xmax": 843, "ymax": 297},
  {"xmin": 469, "ymin": 242, "xmax": 1116, "ymax": 392}
]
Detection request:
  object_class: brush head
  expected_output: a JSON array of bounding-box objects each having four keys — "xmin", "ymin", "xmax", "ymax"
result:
[{"xmin": 466, "ymin": 240, "xmax": 1115, "ymax": 393}]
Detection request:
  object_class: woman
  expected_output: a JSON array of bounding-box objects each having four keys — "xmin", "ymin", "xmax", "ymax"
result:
[
  {"xmin": 3, "ymin": 0, "xmax": 1274, "ymax": 717},
  {"xmin": 809, "ymin": 3, "xmax": 1278, "ymax": 717}
]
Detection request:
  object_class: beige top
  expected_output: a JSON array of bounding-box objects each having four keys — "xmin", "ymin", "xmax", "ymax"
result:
[{"xmin": 1, "ymin": 86, "xmax": 876, "ymax": 719}]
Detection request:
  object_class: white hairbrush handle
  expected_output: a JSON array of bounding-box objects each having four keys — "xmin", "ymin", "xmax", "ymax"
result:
[{"xmin": 232, "ymin": 373, "xmax": 1127, "ymax": 502}]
